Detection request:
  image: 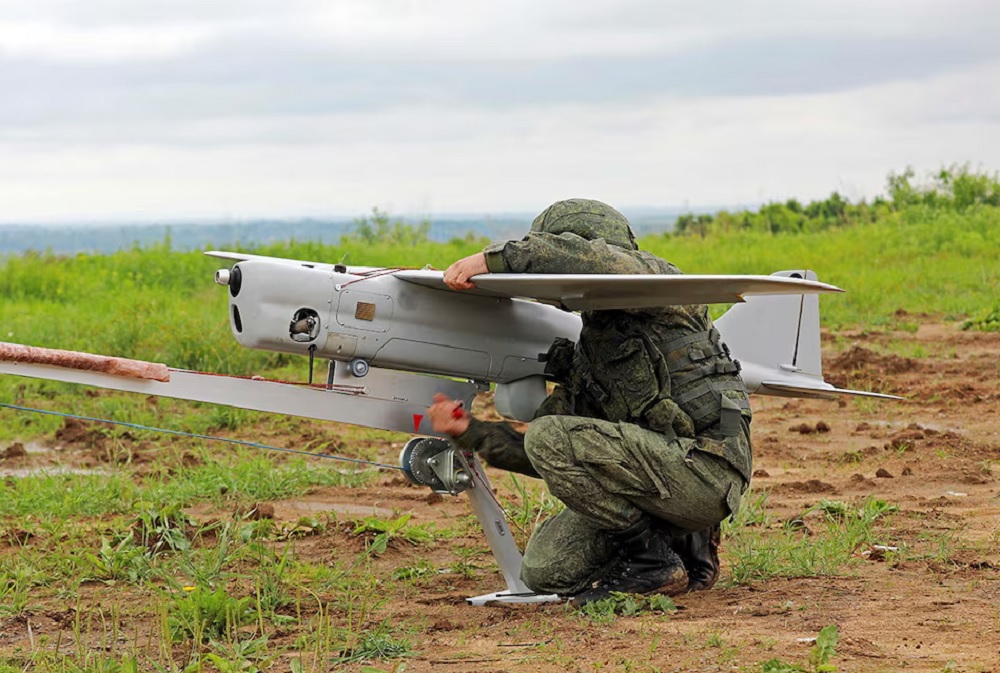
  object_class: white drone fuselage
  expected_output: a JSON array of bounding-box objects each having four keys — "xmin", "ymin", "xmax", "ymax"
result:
[{"xmin": 225, "ymin": 258, "xmax": 579, "ymax": 386}]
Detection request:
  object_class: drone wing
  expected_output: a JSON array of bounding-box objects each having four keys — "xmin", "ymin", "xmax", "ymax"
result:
[
  {"xmin": 394, "ymin": 271, "xmax": 842, "ymax": 310},
  {"xmin": 205, "ymin": 251, "xmax": 387, "ymax": 275},
  {"xmin": 205, "ymin": 250, "xmax": 317, "ymax": 265},
  {"xmin": 205, "ymin": 252, "xmax": 842, "ymax": 309}
]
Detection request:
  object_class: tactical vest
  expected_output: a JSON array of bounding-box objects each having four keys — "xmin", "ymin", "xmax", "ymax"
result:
[{"xmin": 543, "ymin": 314, "xmax": 752, "ymax": 481}]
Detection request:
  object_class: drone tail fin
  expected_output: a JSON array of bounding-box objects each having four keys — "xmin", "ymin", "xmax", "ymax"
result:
[{"xmin": 715, "ymin": 270, "xmax": 902, "ymax": 400}]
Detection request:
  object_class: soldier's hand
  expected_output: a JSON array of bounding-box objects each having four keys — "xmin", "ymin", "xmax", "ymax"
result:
[
  {"xmin": 443, "ymin": 252, "xmax": 488, "ymax": 290},
  {"xmin": 428, "ymin": 393, "xmax": 470, "ymax": 436}
]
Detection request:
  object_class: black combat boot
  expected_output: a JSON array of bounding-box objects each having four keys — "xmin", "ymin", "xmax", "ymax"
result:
[
  {"xmin": 570, "ymin": 518, "xmax": 688, "ymax": 607},
  {"xmin": 668, "ymin": 523, "xmax": 721, "ymax": 592}
]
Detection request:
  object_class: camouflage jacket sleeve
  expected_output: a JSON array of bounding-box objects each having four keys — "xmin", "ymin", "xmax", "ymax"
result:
[
  {"xmin": 451, "ymin": 418, "xmax": 539, "ymax": 478},
  {"xmin": 483, "ymin": 231, "xmax": 665, "ymax": 275},
  {"xmin": 451, "ymin": 386, "xmax": 576, "ymax": 479}
]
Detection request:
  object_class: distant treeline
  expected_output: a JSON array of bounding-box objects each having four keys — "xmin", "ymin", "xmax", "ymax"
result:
[
  {"xmin": 673, "ymin": 165, "xmax": 1000, "ymax": 237},
  {"xmin": 3, "ymin": 165, "xmax": 997, "ymax": 257},
  {"xmin": 0, "ymin": 208, "xmax": 693, "ymax": 256},
  {"xmin": 0, "ymin": 215, "xmax": 530, "ymax": 256},
  {"xmin": 329, "ymin": 165, "xmax": 1000, "ymax": 246}
]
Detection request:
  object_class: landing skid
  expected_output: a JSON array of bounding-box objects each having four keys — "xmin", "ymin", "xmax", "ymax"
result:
[
  {"xmin": 461, "ymin": 458, "xmax": 561, "ymax": 606},
  {"xmin": 466, "ymin": 590, "xmax": 560, "ymax": 606}
]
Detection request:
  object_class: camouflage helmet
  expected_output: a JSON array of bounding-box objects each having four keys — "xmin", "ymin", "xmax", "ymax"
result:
[{"xmin": 530, "ymin": 198, "xmax": 637, "ymax": 250}]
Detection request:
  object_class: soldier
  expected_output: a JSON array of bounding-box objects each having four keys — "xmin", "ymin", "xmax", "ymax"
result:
[{"xmin": 427, "ymin": 199, "xmax": 752, "ymax": 606}]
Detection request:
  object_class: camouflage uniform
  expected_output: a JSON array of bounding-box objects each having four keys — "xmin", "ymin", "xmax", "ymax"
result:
[{"xmin": 452, "ymin": 199, "xmax": 752, "ymax": 596}]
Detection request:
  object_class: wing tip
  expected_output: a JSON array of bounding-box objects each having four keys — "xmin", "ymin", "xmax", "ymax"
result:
[
  {"xmin": 800, "ymin": 279, "xmax": 844, "ymax": 294},
  {"xmin": 204, "ymin": 250, "xmax": 240, "ymax": 260},
  {"xmin": 761, "ymin": 381, "xmax": 904, "ymax": 401}
]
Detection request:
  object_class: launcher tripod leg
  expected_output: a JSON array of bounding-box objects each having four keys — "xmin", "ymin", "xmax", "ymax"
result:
[{"xmin": 458, "ymin": 452, "xmax": 561, "ymax": 606}]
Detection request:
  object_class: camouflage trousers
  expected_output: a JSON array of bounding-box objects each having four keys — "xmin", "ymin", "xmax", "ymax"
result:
[{"xmin": 519, "ymin": 415, "xmax": 748, "ymax": 595}]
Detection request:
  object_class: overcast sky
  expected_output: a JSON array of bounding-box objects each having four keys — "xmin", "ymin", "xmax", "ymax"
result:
[{"xmin": 1, "ymin": 0, "xmax": 998, "ymax": 223}]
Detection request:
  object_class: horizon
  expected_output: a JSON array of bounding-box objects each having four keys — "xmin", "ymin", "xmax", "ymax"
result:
[{"xmin": 0, "ymin": 203, "xmax": 743, "ymax": 229}]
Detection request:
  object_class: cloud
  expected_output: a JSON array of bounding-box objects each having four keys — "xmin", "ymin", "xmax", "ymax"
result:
[
  {"xmin": 3, "ymin": 28, "xmax": 996, "ymax": 137},
  {"xmin": 0, "ymin": 20, "xmax": 216, "ymax": 61},
  {"xmin": 2, "ymin": 62, "xmax": 997, "ymax": 222},
  {"xmin": 0, "ymin": 0, "xmax": 997, "ymax": 220}
]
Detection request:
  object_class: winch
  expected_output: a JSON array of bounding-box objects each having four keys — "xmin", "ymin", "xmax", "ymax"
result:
[
  {"xmin": 398, "ymin": 437, "xmax": 474, "ymax": 495},
  {"xmin": 396, "ymin": 435, "xmax": 556, "ymax": 604}
]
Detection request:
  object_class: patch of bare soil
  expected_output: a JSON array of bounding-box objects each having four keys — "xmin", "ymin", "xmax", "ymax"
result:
[{"xmin": 2, "ymin": 321, "xmax": 999, "ymax": 672}]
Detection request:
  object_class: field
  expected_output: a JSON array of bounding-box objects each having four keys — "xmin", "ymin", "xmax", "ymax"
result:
[{"xmin": 1, "ymin": 199, "xmax": 999, "ymax": 672}]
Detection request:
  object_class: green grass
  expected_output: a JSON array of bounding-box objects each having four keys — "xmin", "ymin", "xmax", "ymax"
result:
[
  {"xmin": 0, "ymin": 493, "xmax": 428, "ymax": 670},
  {"xmin": 148, "ymin": 452, "xmax": 373, "ymax": 506},
  {"xmin": 645, "ymin": 204, "xmax": 1000, "ymax": 327},
  {"xmin": 722, "ymin": 493, "xmax": 898, "ymax": 585},
  {"xmin": 0, "ymin": 451, "xmax": 371, "ymax": 520},
  {"xmin": 0, "ymin": 471, "xmax": 140, "ymax": 518}
]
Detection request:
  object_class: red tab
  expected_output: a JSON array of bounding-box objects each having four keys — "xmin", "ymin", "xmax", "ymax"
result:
[{"xmin": 412, "ymin": 414, "xmax": 424, "ymax": 433}]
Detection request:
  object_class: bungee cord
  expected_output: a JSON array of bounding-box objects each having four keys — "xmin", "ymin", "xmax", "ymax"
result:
[{"xmin": 0, "ymin": 402, "xmax": 402, "ymax": 472}]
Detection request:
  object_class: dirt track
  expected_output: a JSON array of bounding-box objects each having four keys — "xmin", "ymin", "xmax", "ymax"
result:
[{"xmin": 2, "ymin": 320, "xmax": 999, "ymax": 671}]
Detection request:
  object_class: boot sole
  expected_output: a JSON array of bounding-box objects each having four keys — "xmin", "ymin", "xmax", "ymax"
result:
[{"xmin": 570, "ymin": 568, "xmax": 689, "ymax": 608}]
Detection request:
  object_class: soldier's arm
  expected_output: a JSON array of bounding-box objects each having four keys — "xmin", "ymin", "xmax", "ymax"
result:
[
  {"xmin": 452, "ymin": 418, "xmax": 539, "ymax": 478},
  {"xmin": 450, "ymin": 386, "xmax": 575, "ymax": 478}
]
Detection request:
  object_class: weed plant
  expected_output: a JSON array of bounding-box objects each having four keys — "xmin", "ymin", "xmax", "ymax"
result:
[
  {"xmin": 349, "ymin": 514, "xmax": 437, "ymax": 550},
  {"xmin": 504, "ymin": 473, "xmax": 565, "ymax": 547},
  {"xmin": 762, "ymin": 625, "xmax": 839, "ymax": 672},
  {"xmin": 961, "ymin": 305, "xmax": 1000, "ymax": 332},
  {"xmin": 0, "ymin": 559, "xmax": 39, "ymax": 616},
  {"xmin": 82, "ymin": 535, "xmax": 155, "ymax": 584},
  {"xmin": 574, "ymin": 592, "xmax": 677, "ymax": 624},
  {"xmin": 167, "ymin": 585, "xmax": 257, "ymax": 643},
  {"xmin": 330, "ymin": 621, "xmax": 414, "ymax": 665}
]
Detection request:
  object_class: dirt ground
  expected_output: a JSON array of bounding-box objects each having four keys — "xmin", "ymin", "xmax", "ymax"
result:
[{"xmin": 2, "ymin": 319, "xmax": 999, "ymax": 672}]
